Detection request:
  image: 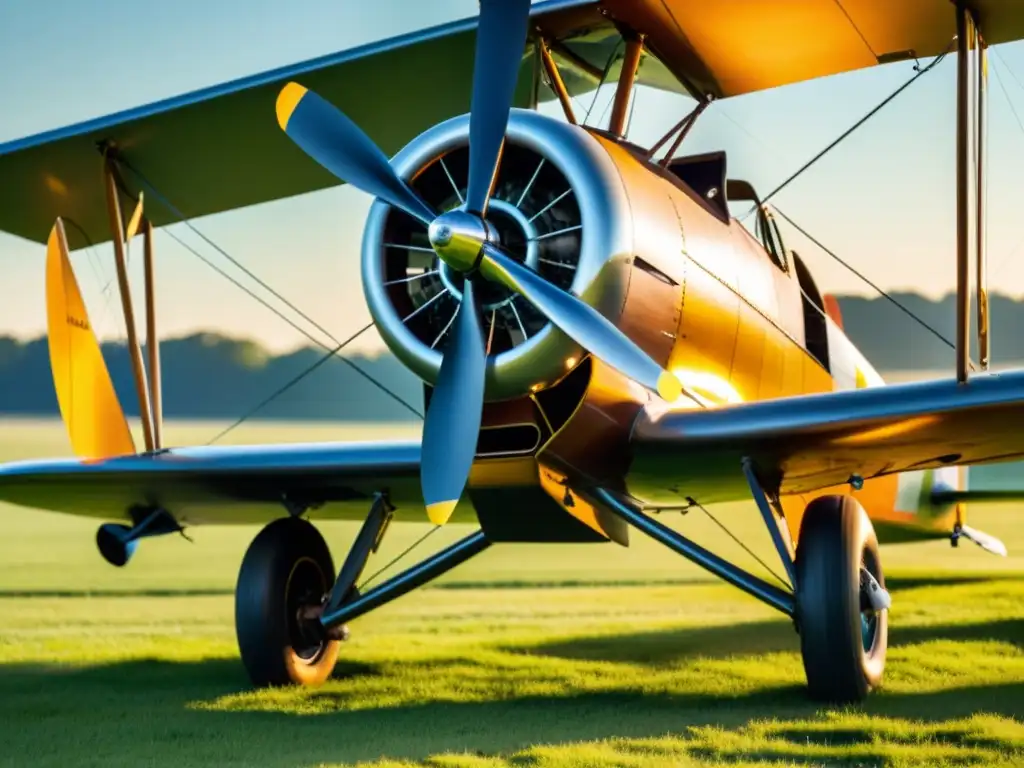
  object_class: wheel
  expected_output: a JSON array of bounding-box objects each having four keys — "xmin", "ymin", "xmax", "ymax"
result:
[
  {"xmin": 235, "ymin": 517, "xmax": 340, "ymax": 687},
  {"xmin": 794, "ymin": 494, "xmax": 888, "ymax": 703}
]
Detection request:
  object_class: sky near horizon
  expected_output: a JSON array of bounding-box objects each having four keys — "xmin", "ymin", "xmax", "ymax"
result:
[{"xmin": 3, "ymin": 1, "xmax": 1024, "ymax": 354}]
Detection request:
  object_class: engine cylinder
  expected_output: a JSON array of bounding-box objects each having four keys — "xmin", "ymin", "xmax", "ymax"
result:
[{"xmin": 361, "ymin": 110, "xmax": 634, "ymax": 401}]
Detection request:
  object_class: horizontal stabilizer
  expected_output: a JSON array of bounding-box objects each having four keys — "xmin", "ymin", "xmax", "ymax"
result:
[
  {"xmin": 956, "ymin": 525, "xmax": 1008, "ymax": 557},
  {"xmin": 932, "ymin": 461, "xmax": 1024, "ymax": 506},
  {"xmin": 46, "ymin": 219, "xmax": 136, "ymax": 460}
]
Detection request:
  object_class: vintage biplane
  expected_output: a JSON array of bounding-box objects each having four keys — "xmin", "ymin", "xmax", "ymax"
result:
[{"xmin": 0, "ymin": 0, "xmax": 1023, "ymax": 703}]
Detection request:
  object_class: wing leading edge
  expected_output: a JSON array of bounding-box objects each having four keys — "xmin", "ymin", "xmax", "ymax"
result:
[
  {"xmin": 627, "ymin": 368, "xmax": 1024, "ymax": 506},
  {"xmin": 0, "ymin": 440, "xmax": 473, "ymax": 526}
]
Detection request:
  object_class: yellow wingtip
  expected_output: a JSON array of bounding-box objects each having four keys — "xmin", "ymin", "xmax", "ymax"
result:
[
  {"xmin": 276, "ymin": 82, "xmax": 308, "ymax": 131},
  {"xmin": 657, "ymin": 370, "xmax": 683, "ymax": 402},
  {"xmin": 426, "ymin": 500, "xmax": 458, "ymax": 526}
]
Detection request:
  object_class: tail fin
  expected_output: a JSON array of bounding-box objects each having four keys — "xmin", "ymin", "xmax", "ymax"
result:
[{"xmin": 46, "ymin": 218, "xmax": 136, "ymax": 459}]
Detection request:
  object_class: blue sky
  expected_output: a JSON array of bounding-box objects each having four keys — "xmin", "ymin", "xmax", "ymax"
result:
[{"xmin": 3, "ymin": 1, "xmax": 1024, "ymax": 353}]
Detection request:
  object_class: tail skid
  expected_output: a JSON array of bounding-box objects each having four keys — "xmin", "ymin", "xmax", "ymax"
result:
[
  {"xmin": 45, "ymin": 218, "xmax": 136, "ymax": 459},
  {"xmin": 952, "ymin": 524, "xmax": 1008, "ymax": 557},
  {"xmin": 929, "ymin": 468, "xmax": 1013, "ymax": 557}
]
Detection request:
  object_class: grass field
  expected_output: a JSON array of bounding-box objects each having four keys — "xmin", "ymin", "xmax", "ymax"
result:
[{"xmin": 0, "ymin": 419, "xmax": 1022, "ymax": 767}]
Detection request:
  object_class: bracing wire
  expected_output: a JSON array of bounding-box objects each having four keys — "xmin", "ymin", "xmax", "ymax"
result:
[
  {"xmin": 118, "ymin": 159, "xmax": 338, "ymax": 349},
  {"xmin": 751, "ymin": 40, "xmax": 955, "ymax": 214},
  {"xmin": 111, "ymin": 154, "xmax": 424, "ymax": 424},
  {"xmin": 205, "ymin": 321, "xmax": 376, "ymax": 445},
  {"xmin": 357, "ymin": 526, "xmax": 441, "ymax": 592},
  {"xmin": 159, "ymin": 226, "xmax": 423, "ymax": 423},
  {"xmin": 986, "ymin": 50, "xmax": 1024, "ymax": 280},
  {"xmin": 688, "ymin": 497, "xmax": 791, "ymax": 591},
  {"xmin": 773, "ymin": 206, "xmax": 961, "ymax": 355},
  {"xmin": 712, "ymin": 38, "xmax": 960, "ymax": 354},
  {"xmin": 582, "ymin": 39, "xmax": 623, "ymax": 127}
]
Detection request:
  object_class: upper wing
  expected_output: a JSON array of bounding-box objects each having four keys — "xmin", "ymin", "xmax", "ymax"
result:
[
  {"xmin": 1, "ymin": 0, "xmax": 682, "ymax": 251},
  {"xmin": 628, "ymin": 368, "xmax": 1024, "ymax": 505},
  {"xmin": 0, "ymin": 440, "xmax": 475, "ymax": 526},
  {"xmin": 607, "ymin": 0, "xmax": 1024, "ymax": 99},
  {"xmin": 8, "ymin": 2, "xmax": 1020, "ymax": 252}
]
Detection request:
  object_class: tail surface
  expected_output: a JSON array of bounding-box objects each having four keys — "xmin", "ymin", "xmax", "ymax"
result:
[{"xmin": 45, "ymin": 218, "xmax": 135, "ymax": 459}]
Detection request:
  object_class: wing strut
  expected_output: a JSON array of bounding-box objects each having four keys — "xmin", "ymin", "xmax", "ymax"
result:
[
  {"xmin": 101, "ymin": 154, "xmax": 163, "ymax": 451},
  {"xmin": 956, "ymin": 5, "xmax": 989, "ymax": 380}
]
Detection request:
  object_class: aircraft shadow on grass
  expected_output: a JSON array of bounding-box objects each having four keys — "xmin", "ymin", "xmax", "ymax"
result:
[{"xmin": 0, "ymin": 617, "xmax": 1021, "ymax": 766}]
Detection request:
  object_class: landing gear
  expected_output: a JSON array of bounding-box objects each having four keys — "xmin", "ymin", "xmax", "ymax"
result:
[
  {"xmin": 795, "ymin": 494, "xmax": 889, "ymax": 703},
  {"xmin": 235, "ymin": 494, "xmax": 491, "ymax": 689},
  {"xmin": 235, "ymin": 517, "xmax": 340, "ymax": 687},
  {"xmin": 593, "ymin": 472, "xmax": 891, "ymax": 704}
]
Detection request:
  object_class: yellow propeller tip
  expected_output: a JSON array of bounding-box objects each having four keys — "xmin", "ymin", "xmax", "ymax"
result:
[
  {"xmin": 426, "ymin": 500, "xmax": 458, "ymax": 526},
  {"xmin": 276, "ymin": 82, "xmax": 308, "ymax": 131},
  {"xmin": 657, "ymin": 371, "xmax": 683, "ymax": 402}
]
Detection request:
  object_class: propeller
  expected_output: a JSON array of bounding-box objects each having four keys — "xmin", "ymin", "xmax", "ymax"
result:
[{"xmin": 275, "ymin": 0, "xmax": 681, "ymax": 526}]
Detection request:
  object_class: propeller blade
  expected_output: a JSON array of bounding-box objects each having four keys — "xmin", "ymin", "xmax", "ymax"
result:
[
  {"xmin": 420, "ymin": 279, "xmax": 487, "ymax": 525},
  {"xmin": 480, "ymin": 244, "xmax": 683, "ymax": 402},
  {"xmin": 276, "ymin": 83, "xmax": 436, "ymax": 226},
  {"xmin": 464, "ymin": 0, "xmax": 532, "ymax": 215}
]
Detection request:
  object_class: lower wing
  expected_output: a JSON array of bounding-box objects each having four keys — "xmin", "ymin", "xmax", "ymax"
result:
[
  {"xmin": 0, "ymin": 441, "xmax": 476, "ymax": 525},
  {"xmin": 627, "ymin": 367, "xmax": 1024, "ymax": 506}
]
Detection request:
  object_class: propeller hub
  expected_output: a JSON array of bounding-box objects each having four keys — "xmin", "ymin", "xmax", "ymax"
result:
[{"xmin": 428, "ymin": 210, "xmax": 491, "ymax": 273}]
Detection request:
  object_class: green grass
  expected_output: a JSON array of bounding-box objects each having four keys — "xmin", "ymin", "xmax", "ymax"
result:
[{"xmin": 0, "ymin": 419, "xmax": 1022, "ymax": 767}]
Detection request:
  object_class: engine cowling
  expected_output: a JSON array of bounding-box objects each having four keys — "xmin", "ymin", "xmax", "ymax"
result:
[{"xmin": 361, "ymin": 109, "xmax": 636, "ymax": 401}]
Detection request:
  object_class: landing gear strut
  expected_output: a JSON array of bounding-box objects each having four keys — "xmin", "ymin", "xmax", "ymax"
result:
[
  {"xmin": 593, "ymin": 465, "xmax": 891, "ymax": 703},
  {"xmin": 234, "ymin": 494, "xmax": 490, "ymax": 688}
]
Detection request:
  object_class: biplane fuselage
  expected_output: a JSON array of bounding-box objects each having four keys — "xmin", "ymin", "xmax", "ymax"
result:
[
  {"xmin": 352, "ymin": 107, "xmax": 954, "ymax": 547},
  {"xmin": 2, "ymin": 0, "xmax": 1023, "ymax": 702}
]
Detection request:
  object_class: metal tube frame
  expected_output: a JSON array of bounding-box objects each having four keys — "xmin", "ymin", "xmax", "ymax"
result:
[
  {"xmin": 323, "ymin": 493, "xmax": 394, "ymax": 614},
  {"xmin": 592, "ymin": 487, "xmax": 795, "ymax": 618},
  {"xmin": 646, "ymin": 101, "xmax": 702, "ymax": 159},
  {"xmin": 741, "ymin": 458, "xmax": 797, "ymax": 589},
  {"xmin": 103, "ymin": 158, "xmax": 156, "ymax": 451},
  {"xmin": 320, "ymin": 529, "xmax": 491, "ymax": 629},
  {"xmin": 608, "ymin": 34, "xmax": 645, "ymax": 138},
  {"xmin": 950, "ymin": 2, "xmax": 974, "ymax": 382},
  {"xmin": 143, "ymin": 220, "xmax": 163, "ymax": 449},
  {"xmin": 658, "ymin": 99, "xmax": 712, "ymax": 166},
  {"xmin": 977, "ymin": 34, "xmax": 989, "ymax": 369}
]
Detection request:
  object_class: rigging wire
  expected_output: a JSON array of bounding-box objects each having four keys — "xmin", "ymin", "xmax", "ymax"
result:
[
  {"xmin": 986, "ymin": 50, "xmax": 1024, "ymax": 280},
  {"xmin": 160, "ymin": 226, "xmax": 424, "ymax": 422},
  {"xmin": 688, "ymin": 497, "xmax": 791, "ymax": 591},
  {"xmin": 205, "ymin": 321, "xmax": 376, "ymax": 445},
  {"xmin": 773, "ymin": 206, "xmax": 961, "ymax": 355},
  {"xmin": 357, "ymin": 525, "xmax": 441, "ymax": 592},
  {"xmin": 749, "ymin": 40, "xmax": 955, "ymax": 216},
  {"xmin": 113, "ymin": 156, "xmax": 423, "ymax": 423},
  {"xmin": 708, "ymin": 39, "xmax": 960, "ymax": 354},
  {"xmin": 582, "ymin": 39, "xmax": 623, "ymax": 127},
  {"xmin": 119, "ymin": 158, "xmax": 339, "ymax": 350},
  {"xmin": 61, "ymin": 217, "xmax": 119, "ymax": 341}
]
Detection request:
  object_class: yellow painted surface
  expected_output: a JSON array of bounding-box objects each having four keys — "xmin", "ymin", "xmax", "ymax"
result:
[{"xmin": 45, "ymin": 219, "xmax": 135, "ymax": 460}]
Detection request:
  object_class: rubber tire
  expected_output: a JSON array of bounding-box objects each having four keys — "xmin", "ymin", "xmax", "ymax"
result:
[
  {"xmin": 795, "ymin": 494, "xmax": 888, "ymax": 703},
  {"xmin": 235, "ymin": 517, "xmax": 340, "ymax": 687}
]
